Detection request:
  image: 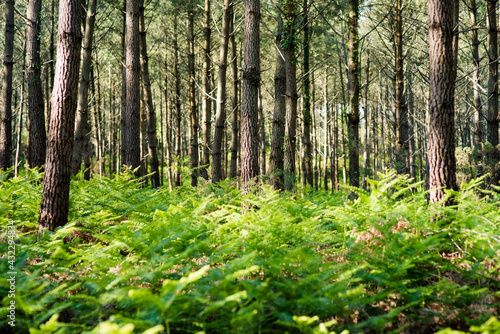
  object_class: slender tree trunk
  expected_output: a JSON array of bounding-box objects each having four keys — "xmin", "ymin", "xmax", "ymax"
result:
[
  {"xmin": 302, "ymin": 0, "xmax": 313, "ymax": 187},
  {"xmin": 212, "ymin": 0, "xmax": 233, "ymax": 183},
  {"xmin": 200, "ymin": 0, "xmax": 212, "ymax": 180},
  {"xmin": 139, "ymin": 0, "xmax": 160, "ymax": 187},
  {"xmin": 240, "ymin": 0, "xmax": 260, "ymax": 188},
  {"xmin": 173, "ymin": 17, "xmax": 182, "ymax": 187},
  {"xmin": 1, "ymin": 0, "xmax": 15, "ymax": 173},
  {"xmin": 428, "ymin": 0, "xmax": 458, "ymax": 204},
  {"xmin": 229, "ymin": 16, "xmax": 240, "ymax": 179},
  {"xmin": 361, "ymin": 52, "xmax": 370, "ymax": 189},
  {"xmin": 330, "ymin": 72, "xmax": 339, "ymax": 191},
  {"xmin": 269, "ymin": 15, "xmax": 286, "ymax": 190},
  {"xmin": 187, "ymin": 1, "xmax": 199, "ymax": 187},
  {"xmin": 408, "ymin": 76, "xmax": 416, "ymax": 181},
  {"xmin": 339, "ymin": 58, "xmax": 348, "ymax": 184},
  {"xmin": 486, "ymin": 0, "xmax": 499, "ymax": 185},
  {"xmin": 120, "ymin": 0, "xmax": 127, "ymax": 171},
  {"xmin": 38, "ymin": 0, "xmax": 82, "ymax": 231},
  {"xmin": 283, "ymin": 2, "xmax": 299, "ymax": 191},
  {"xmin": 395, "ymin": 0, "xmax": 409, "ymax": 175},
  {"xmin": 26, "ymin": 0, "xmax": 46, "ymax": 169},
  {"xmin": 348, "ymin": 0, "xmax": 360, "ymax": 189},
  {"xmin": 371, "ymin": 96, "xmax": 378, "ymax": 179},
  {"xmin": 259, "ymin": 84, "xmax": 266, "ymax": 176},
  {"xmin": 71, "ymin": 0, "xmax": 96, "ymax": 177}
]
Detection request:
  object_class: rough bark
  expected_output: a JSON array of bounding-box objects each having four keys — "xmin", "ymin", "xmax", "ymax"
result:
[
  {"xmin": 229, "ymin": 16, "xmax": 239, "ymax": 179},
  {"xmin": 201, "ymin": 0, "xmax": 212, "ymax": 180},
  {"xmin": 259, "ymin": 83, "xmax": 266, "ymax": 176},
  {"xmin": 38, "ymin": 0, "xmax": 82, "ymax": 231},
  {"xmin": 427, "ymin": 0, "xmax": 458, "ymax": 204},
  {"xmin": 394, "ymin": 0, "xmax": 409, "ymax": 176},
  {"xmin": 1, "ymin": 0, "xmax": 15, "ymax": 173},
  {"xmin": 123, "ymin": 0, "xmax": 141, "ymax": 173},
  {"xmin": 269, "ymin": 15, "xmax": 286, "ymax": 190},
  {"xmin": 302, "ymin": 0, "xmax": 313, "ymax": 187},
  {"xmin": 72, "ymin": 0, "xmax": 97, "ymax": 178},
  {"xmin": 139, "ymin": 0, "xmax": 160, "ymax": 187},
  {"xmin": 241, "ymin": 0, "xmax": 260, "ymax": 188},
  {"xmin": 187, "ymin": 1, "xmax": 199, "ymax": 187},
  {"xmin": 348, "ymin": 0, "xmax": 360, "ymax": 189},
  {"xmin": 212, "ymin": 0, "xmax": 233, "ymax": 183},
  {"xmin": 26, "ymin": 0, "xmax": 46, "ymax": 169}
]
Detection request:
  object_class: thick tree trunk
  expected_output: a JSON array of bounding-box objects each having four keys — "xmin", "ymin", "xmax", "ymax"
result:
[
  {"xmin": 348, "ymin": 0, "xmax": 360, "ymax": 189},
  {"xmin": 486, "ymin": 0, "xmax": 499, "ymax": 185},
  {"xmin": 72, "ymin": 0, "xmax": 97, "ymax": 178},
  {"xmin": 201, "ymin": 0, "xmax": 212, "ymax": 180},
  {"xmin": 139, "ymin": 0, "xmax": 160, "ymax": 188},
  {"xmin": 394, "ymin": 0, "xmax": 409, "ymax": 176},
  {"xmin": 187, "ymin": 1, "xmax": 199, "ymax": 187},
  {"xmin": 38, "ymin": 0, "xmax": 82, "ymax": 231},
  {"xmin": 229, "ymin": 16, "xmax": 239, "ymax": 179},
  {"xmin": 1, "ymin": 0, "xmax": 15, "ymax": 173},
  {"xmin": 427, "ymin": 0, "xmax": 458, "ymax": 204},
  {"xmin": 26, "ymin": 0, "xmax": 46, "ymax": 169},
  {"xmin": 212, "ymin": 0, "xmax": 233, "ymax": 183},
  {"xmin": 241, "ymin": 0, "xmax": 260, "ymax": 188},
  {"xmin": 269, "ymin": 15, "xmax": 286, "ymax": 190},
  {"xmin": 122, "ymin": 0, "xmax": 141, "ymax": 174}
]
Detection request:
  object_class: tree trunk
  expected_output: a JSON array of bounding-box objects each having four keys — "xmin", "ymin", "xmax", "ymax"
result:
[
  {"xmin": 26, "ymin": 0, "xmax": 46, "ymax": 169},
  {"xmin": 212, "ymin": 0, "xmax": 233, "ymax": 183},
  {"xmin": 348, "ymin": 0, "xmax": 360, "ymax": 189},
  {"xmin": 361, "ymin": 52, "xmax": 370, "ymax": 189},
  {"xmin": 200, "ymin": 0, "xmax": 212, "ymax": 180},
  {"xmin": 259, "ymin": 84, "xmax": 266, "ymax": 176},
  {"xmin": 302, "ymin": 0, "xmax": 313, "ymax": 187},
  {"xmin": 71, "ymin": 0, "xmax": 97, "ymax": 178},
  {"xmin": 139, "ymin": 0, "xmax": 160, "ymax": 188},
  {"xmin": 187, "ymin": 1, "xmax": 199, "ymax": 187},
  {"xmin": 173, "ymin": 17, "xmax": 182, "ymax": 187},
  {"xmin": 1, "ymin": 0, "xmax": 15, "ymax": 173},
  {"xmin": 427, "ymin": 0, "xmax": 458, "ymax": 204},
  {"xmin": 240, "ymin": 0, "xmax": 260, "ymax": 188},
  {"xmin": 229, "ymin": 15, "xmax": 239, "ymax": 179},
  {"xmin": 486, "ymin": 0, "xmax": 499, "ymax": 185},
  {"xmin": 395, "ymin": 0, "xmax": 409, "ymax": 176},
  {"xmin": 38, "ymin": 0, "xmax": 82, "ymax": 231},
  {"xmin": 283, "ymin": 2, "xmax": 299, "ymax": 191},
  {"xmin": 330, "ymin": 72, "xmax": 339, "ymax": 191},
  {"xmin": 269, "ymin": 15, "xmax": 286, "ymax": 190}
]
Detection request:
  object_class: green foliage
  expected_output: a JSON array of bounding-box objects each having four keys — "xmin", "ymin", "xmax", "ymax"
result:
[{"xmin": 0, "ymin": 171, "xmax": 499, "ymax": 333}]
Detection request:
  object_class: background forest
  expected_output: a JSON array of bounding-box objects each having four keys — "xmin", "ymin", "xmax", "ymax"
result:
[{"xmin": 0, "ymin": 0, "xmax": 500, "ymax": 333}]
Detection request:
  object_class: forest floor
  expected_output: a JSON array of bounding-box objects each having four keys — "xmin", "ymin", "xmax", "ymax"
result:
[{"xmin": 0, "ymin": 170, "xmax": 499, "ymax": 334}]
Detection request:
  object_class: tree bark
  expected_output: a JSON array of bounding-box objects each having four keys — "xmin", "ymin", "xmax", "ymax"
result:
[
  {"xmin": 348, "ymin": 0, "xmax": 360, "ymax": 189},
  {"xmin": 229, "ymin": 16, "xmax": 240, "ymax": 179},
  {"xmin": 259, "ymin": 84, "xmax": 266, "ymax": 176},
  {"xmin": 302, "ymin": 0, "xmax": 313, "ymax": 187},
  {"xmin": 201, "ymin": 0, "xmax": 212, "ymax": 180},
  {"xmin": 427, "ymin": 0, "xmax": 458, "ymax": 204},
  {"xmin": 212, "ymin": 0, "xmax": 233, "ymax": 183},
  {"xmin": 1, "ymin": 0, "xmax": 15, "ymax": 173},
  {"xmin": 394, "ymin": 0, "xmax": 409, "ymax": 176},
  {"xmin": 38, "ymin": 0, "xmax": 82, "ymax": 231},
  {"xmin": 361, "ymin": 51, "xmax": 370, "ymax": 190},
  {"xmin": 187, "ymin": 1, "xmax": 199, "ymax": 187},
  {"xmin": 72, "ymin": 0, "xmax": 97, "ymax": 178},
  {"xmin": 269, "ymin": 15, "xmax": 286, "ymax": 190},
  {"xmin": 26, "ymin": 0, "xmax": 46, "ymax": 169},
  {"xmin": 241, "ymin": 0, "xmax": 260, "ymax": 188},
  {"xmin": 122, "ymin": 0, "xmax": 141, "ymax": 173},
  {"xmin": 486, "ymin": 0, "xmax": 499, "ymax": 185},
  {"xmin": 173, "ymin": 17, "xmax": 182, "ymax": 187},
  {"xmin": 139, "ymin": 0, "xmax": 160, "ymax": 188}
]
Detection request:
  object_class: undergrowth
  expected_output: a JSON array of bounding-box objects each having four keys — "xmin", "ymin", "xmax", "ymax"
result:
[{"xmin": 0, "ymin": 170, "xmax": 499, "ymax": 333}]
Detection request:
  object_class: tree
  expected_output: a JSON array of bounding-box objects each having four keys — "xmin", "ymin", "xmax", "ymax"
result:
[
  {"xmin": 241, "ymin": 0, "xmax": 260, "ymax": 187},
  {"xmin": 229, "ymin": 13, "xmax": 240, "ymax": 179},
  {"xmin": 427, "ymin": 0, "xmax": 458, "ymax": 204},
  {"xmin": 26, "ymin": 0, "xmax": 47, "ymax": 169},
  {"xmin": 201, "ymin": 0, "xmax": 212, "ymax": 180},
  {"xmin": 347, "ymin": 0, "xmax": 360, "ymax": 189},
  {"xmin": 1, "ymin": 0, "xmax": 15, "ymax": 173},
  {"xmin": 269, "ymin": 14, "xmax": 286, "ymax": 190},
  {"xmin": 302, "ymin": 0, "xmax": 313, "ymax": 187},
  {"xmin": 187, "ymin": 0, "xmax": 199, "ymax": 187},
  {"xmin": 122, "ymin": 0, "xmax": 141, "ymax": 173},
  {"xmin": 212, "ymin": 0, "xmax": 233, "ymax": 183},
  {"xmin": 38, "ymin": 0, "xmax": 82, "ymax": 231},
  {"xmin": 139, "ymin": 0, "xmax": 160, "ymax": 188},
  {"xmin": 72, "ymin": 0, "xmax": 97, "ymax": 179}
]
